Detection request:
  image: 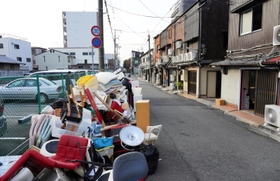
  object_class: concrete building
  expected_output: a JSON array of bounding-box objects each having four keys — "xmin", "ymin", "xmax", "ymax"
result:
[
  {"xmin": 31, "ymin": 47, "xmax": 47, "ymax": 71},
  {"xmin": 62, "ymin": 11, "xmax": 97, "ymax": 48},
  {"xmin": 35, "ymin": 49, "xmax": 74, "ymax": 70},
  {"xmin": 0, "ymin": 34, "xmax": 32, "ymax": 71}
]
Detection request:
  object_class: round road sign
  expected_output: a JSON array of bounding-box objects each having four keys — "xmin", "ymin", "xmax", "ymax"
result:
[
  {"xmin": 91, "ymin": 26, "xmax": 102, "ymax": 36},
  {"xmin": 92, "ymin": 37, "xmax": 102, "ymax": 48}
]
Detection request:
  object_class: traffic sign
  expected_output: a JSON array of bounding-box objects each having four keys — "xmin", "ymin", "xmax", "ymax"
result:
[
  {"xmin": 92, "ymin": 37, "xmax": 102, "ymax": 48},
  {"xmin": 91, "ymin": 26, "xmax": 102, "ymax": 36}
]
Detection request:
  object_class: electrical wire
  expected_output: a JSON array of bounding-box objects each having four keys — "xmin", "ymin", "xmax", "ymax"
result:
[
  {"xmin": 138, "ymin": 0, "xmax": 169, "ymax": 23},
  {"xmin": 107, "ymin": 3, "xmax": 171, "ymax": 19}
]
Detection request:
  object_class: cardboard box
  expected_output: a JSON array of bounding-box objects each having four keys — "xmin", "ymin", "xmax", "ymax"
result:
[{"xmin": 215, "ymin": 99, "xmax": 225, "ymax": 106}]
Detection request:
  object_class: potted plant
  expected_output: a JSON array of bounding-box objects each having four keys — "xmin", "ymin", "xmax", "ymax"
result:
[{"xmin": 176, "ymin": 81, "xmax": 183, "ymax": 90}]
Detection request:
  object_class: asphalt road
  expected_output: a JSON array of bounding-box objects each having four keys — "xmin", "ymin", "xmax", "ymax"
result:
[{"xmin": 140, "ymin": 80, "xmax": 280, "ymax": 181}]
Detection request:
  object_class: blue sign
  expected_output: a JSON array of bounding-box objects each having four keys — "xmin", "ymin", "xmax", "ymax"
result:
[{"xmin": 92, "ymin": 37, "xmax": 102, "ymax": 48}]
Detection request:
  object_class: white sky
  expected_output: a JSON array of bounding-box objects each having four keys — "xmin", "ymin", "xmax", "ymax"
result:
[{"xmin": 0, "ymin": 0, "xmax": 176, "ymax": 61}]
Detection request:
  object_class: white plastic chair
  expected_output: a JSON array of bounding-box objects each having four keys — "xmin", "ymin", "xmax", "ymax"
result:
[{"xmin": 144, "ymin": 124, "xmax": 162, "ymax": 145}]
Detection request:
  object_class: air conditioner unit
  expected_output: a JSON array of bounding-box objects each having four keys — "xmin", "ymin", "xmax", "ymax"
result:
[
  {"xmin": 172, "ymin": 56, "xmax": 176, "ymax": 63},
  {"xmin": 179, "ymin": 54, "xmax": 183, "ymax": 62},
  {"xmin": 176, "ymin": 41, "xmax": 182, "ymax": 49},
  {"xmin": 264, "ymin": 104, "xmax": 280, "ymax": 128},
  {"xmin": 273, "ymin": 25, "xmax": 280, "ymax": 46},
  {"xmin": 168, "ymin": 49, "xmax": 173, "ymax": 56},
  {"xmin": 170, "ymin": 75, "xmax": 175, "ymax": 82},
  {"xmin": 189, "ymin": 52, "xmax": 197, "ymax": 60},
  {"xmin": 184, "ymin": 53, "xmax": 189, "ymax": 62}
]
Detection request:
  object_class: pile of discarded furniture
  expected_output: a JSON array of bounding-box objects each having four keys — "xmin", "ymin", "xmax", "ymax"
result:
[{"xmin": 0, "ymin": 69, "xmax": 162, "ymax": 181}]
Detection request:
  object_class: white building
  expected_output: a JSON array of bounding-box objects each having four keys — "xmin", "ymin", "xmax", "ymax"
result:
[
  {"xmin": 0, "ymin": 34, "xmax": 32, "ymax": 71},
  {"xmin": 62, "ymin": 11, "xmax": 97, "ymax": 48},
  {"xmin": 35, "ymin": 49, "xmax": 74, "ymax": 70},
  {"xmin": 38, "ymin": 47, "xmax": 114, "ymax": 71}
]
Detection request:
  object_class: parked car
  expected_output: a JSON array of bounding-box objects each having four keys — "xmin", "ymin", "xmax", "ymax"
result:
[
  {"xmin": 0, "ymin": 96, "xmax": 7, "ymax": 136},
  {"xmin": 0, "ymin": 77, "xmax": 62, "ymax": 103}
]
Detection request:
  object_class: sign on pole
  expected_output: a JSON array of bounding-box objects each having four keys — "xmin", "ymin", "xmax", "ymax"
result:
[
  {"xmin": 92, "ymin": 37, "xmax": 102, "ymax": 48},
  {"xmin": 91, "ymin": 26, "xmax": 102, "ymax": 36}
]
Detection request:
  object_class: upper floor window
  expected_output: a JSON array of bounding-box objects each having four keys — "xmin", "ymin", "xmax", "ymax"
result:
[
  {"xmin": 70, "ymin": 52, "xmax": 75, "ymax": 55},
  {"xmin": 14, "ymin": 44, "xmax": 20, "ymax": 49},
  {"xmin": 17, "ymin": 57, "xmax": 22, "ymax": 62},
  {"xmin": 0, "ymin": 43, "xmax": 3, "ymax": 48},
  {"xmin": 240, "ymin": 4, "xmax": 262, "ymax": 35},
  {"xmin": 26, "ymin": 58, "xmax": 31, "ymax": 62},
  {"xmin": 82, "ymin": 52, "xmax": 88, "ymax": 56},
  {"xmin": 168, "ymin": 29, "xmax": 172, "ymax": 39}
]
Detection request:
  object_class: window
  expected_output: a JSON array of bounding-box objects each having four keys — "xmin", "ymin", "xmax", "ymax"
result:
[
  {"xmin": 26, "ymin": 58, "xmax": 31, "ymax": 62},
  {"xmin": 43, "ymin": 56, "xmax": 46, "ymax": 62},
  {"xmin": 89, "ymin": 52, "xmax": 92, "ymax": 55},
  {"xmin": 17, "ymin": 57, "xmax": 22, "ymax": 62},
  {"xmin": 0, "ymin": 43, "xmax": 3, "ymax": 48},
  {"xmin": 70, "ymin": 52, "xmax": 75, "ymax": 55},
  {"xmin": 58, "ymin": 56, "xmax": 60, "ymax": 62},
  {"xmin": 82, "ymin": 52, "xmax": 88, "ymax": 56},
  {"xmin": 14, "ymin": 44, "xmax": 20, "ymax": 49},
  {"xmin": 240, "ymin": 4, "xmax": 262, "ymax": 35}
]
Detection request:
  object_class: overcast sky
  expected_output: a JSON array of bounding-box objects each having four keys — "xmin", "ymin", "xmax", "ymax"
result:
[{"xmin": 0, "ymin": 0, "xmax": 175, "ymax": 61}]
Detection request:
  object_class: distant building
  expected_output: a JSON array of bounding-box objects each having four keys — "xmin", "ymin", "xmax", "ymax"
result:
[
  {"xmin": 0, "ymin": 34, "xmax": 32, "ymax": 71},
  {"xmin": 171, "ymin": 0, "xmax": 196, "ymax": 21},
  {"xmin": 62, "ymin": 11, "xmax": 97, "ymax": 48},
  {"xmin": 31, "ymin": 47, "xmax": 47, "ymax": 71},
  {"xmin": 35, "ymin": 49, "xmax": 75, "ymax": 70}
]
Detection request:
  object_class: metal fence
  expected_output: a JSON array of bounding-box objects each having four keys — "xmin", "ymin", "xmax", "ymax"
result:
[{"xmin": 0, "ymin": 72, "xmax": 86, "ymax": 156}]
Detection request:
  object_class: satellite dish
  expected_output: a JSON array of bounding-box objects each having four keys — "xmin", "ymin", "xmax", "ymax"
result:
[{"xmin": 119, "ymin": 125, "xmax": 144, "ymax": 146}]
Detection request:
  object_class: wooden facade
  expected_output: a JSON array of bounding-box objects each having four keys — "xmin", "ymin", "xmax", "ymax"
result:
[
  {"xmin": 228, "ymin": 0, "xmax": 279, "ymax": 54},
  {"xmin": 154, "ymin": 35, "xmax": 161, "ymax": 63},
  {"xmin": 201, "ymin": 0, "xmax": 229, "ymax": 60}
]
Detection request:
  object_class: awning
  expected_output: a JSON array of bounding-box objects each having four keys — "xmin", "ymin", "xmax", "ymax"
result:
[
  {"xmin": 210, "ymin": 58, "xmax": 260, "ymax": 67},
  {"xmin": 231, "ymin": 0, "xmax": 267, "ymax": 13}
]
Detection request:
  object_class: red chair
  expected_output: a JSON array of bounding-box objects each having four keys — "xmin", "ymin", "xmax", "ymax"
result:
[
  {"xmin": 0, "ymin": 150, "xmax": 56, "ymax": 181},
  {"xmin": 49, "ymin": 134, "xmax": 89, "ymax": 170}
]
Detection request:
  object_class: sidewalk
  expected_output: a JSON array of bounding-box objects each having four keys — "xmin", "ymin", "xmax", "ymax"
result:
[{"xmin": 137, "ymin": 77, "xmax": 280, "ymax": 142}]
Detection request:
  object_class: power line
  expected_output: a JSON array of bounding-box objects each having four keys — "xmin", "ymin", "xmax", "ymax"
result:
[
  {"xmin": 107, "ymin": 3, "xmax": 171, "ymax": 19},
  {"xmin": 113, "ymin": 12, "xmax": 146, "ymax": 40},
  {"xmin": 138, "ymin": 0, "xmax": 169, "ymax": 23}
]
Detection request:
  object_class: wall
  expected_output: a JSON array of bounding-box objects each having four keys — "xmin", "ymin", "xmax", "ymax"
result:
[
  {"xmin": 221, "ymin": 68, "xmax": 241, "ymax": 106},
  {"xmin": 0, "ymin": 37, "xmax": 32, "ymax": 71},
  {"xmin": 35, "ymin": 51, "xmax": 70, "ymax": 70},
  {"xmin": 52, "ymin": 47, "xmax": 99, "ymax": 65},
  {"xmin": 228, "ymin": 0, "xmax": 279, "ymax": 52},
  {"xmin": 64, "ymin": 12, "xmax": 97, "ymax": 47}
]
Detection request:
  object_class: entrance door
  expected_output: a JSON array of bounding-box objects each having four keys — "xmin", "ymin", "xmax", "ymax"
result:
[
  {"xmin": 207, "ymin": 71, "xmax": 221, "ymax": 98},
  {"xmin": 255, "ymin": 70, "xmax": 277, "ymax": 116},
  {"xmin": 188, "ymin": 70, "xmax": 197, "ymax": 94}
]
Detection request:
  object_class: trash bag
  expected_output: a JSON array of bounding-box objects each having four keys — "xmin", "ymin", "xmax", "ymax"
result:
[{"xmin": 141, "ymin": 144, "xmax": 159, "ymax": 175}]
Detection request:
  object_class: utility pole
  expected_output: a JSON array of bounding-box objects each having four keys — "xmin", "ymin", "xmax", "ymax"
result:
[
  {"xmin": 98, "ymin": 0, "xmax": 105, "ymax": 72},
  {"xmin": 114, "ymin": 29, "xmax": 116, "ymax": 70},
  {"xmin": 148, "ymin": 33, "xmax": 152, "ymax": 82}
]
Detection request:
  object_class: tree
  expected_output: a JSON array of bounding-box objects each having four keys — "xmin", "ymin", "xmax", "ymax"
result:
[{"xmin": 123, "ymin": 59, "xmax": 131, "ymax": 71}]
